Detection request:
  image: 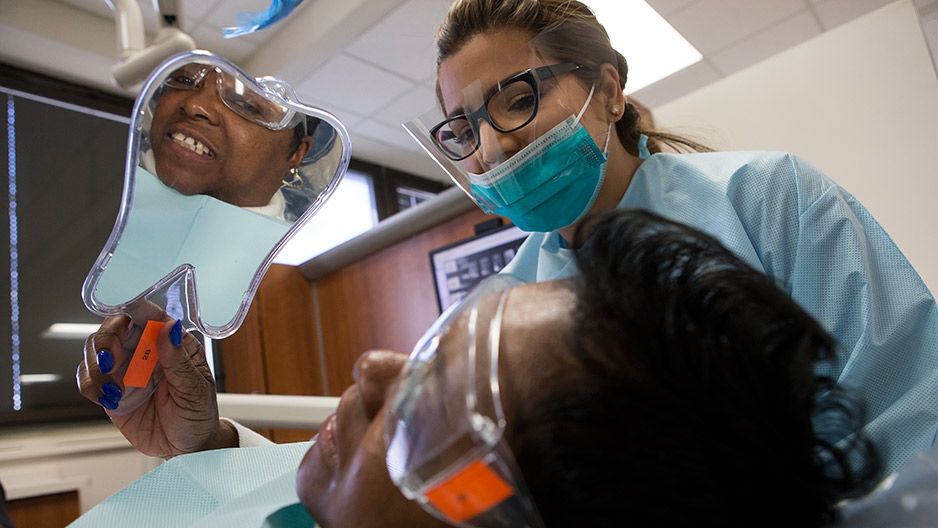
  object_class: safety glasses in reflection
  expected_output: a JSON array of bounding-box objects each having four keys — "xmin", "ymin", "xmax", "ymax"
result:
[
  {"xmin": 163, "ymin": 64, "xmax": 303, "ymax": 131},
  {"xmin": 430, "ymin": 63, "xmax": 583, "ymax": 161},
  {"xmin": 384, "ymin": 274, "xmax": 545, "ymax": 528}
]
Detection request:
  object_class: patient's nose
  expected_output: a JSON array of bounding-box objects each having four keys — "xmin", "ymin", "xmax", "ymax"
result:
[{"xmin": 353, "ymin": 350, "xmax": 407, "ymax": 420}]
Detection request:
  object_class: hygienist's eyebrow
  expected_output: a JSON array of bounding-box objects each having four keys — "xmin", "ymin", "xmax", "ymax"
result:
[{"xmin": 445, "ymin": 69, "xmax": 526, "ymax": 120}]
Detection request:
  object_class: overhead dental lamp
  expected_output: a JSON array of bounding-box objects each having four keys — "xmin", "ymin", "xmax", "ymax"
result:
[{"xmin": 107, "ymin": 0, "xmax": 197, "ymax": 89}]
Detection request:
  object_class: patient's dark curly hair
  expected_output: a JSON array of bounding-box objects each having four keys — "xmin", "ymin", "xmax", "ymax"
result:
[{"xmin": 510, "ymin": 209, "xmax": 880, "ymax": 527}]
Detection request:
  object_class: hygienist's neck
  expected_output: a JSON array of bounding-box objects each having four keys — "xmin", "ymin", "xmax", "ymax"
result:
[{"xmin": 558, "ymin": 150, "xmax": 644, "ymax": 247}]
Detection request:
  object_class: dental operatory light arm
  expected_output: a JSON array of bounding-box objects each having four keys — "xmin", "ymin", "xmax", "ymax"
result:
[{"xmin": 106, "ymin": 0, "xmax": 196, "ymax": 88}]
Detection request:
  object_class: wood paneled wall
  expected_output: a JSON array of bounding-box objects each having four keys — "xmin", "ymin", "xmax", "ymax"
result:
[
  {"xmin": 218, "ymin": 207, "xmax": 495, "ymax": 442},
  {"xmin": 7, "ymin": 491, "xmax": 80, "ymax": 527}
]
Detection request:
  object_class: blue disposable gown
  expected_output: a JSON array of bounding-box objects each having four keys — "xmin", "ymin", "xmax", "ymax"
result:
[{"xmin": 502, "ymin": 150, "xmax": 938, "ymax": 477}]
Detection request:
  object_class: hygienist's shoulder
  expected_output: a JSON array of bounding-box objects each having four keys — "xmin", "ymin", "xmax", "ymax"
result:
[
  {"xmin": 639, "ymin": 150, "xmax": 836, "ymax": 197},
  {"xmin": 642, "ymin": 150, "xmax": 821, "ymax": 179}
]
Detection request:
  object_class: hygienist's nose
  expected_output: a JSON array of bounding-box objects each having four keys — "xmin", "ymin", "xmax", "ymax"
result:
[
  {"xmin": 476, "ymin": 121, "xmax": 516, "ymax": 168},
  {"xmin": 353, "ymin": 350, "xmax": 407, "ymax": 420}
]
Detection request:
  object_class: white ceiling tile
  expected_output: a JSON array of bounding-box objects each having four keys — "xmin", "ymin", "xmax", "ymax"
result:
[
  {"xmin": 188, "ymin": 26, "xmax": 257, "ymax": 66},
  {"xmin": 309, "ymin": 101, "xmax": 368, "ymax": 132},
  {"xmin": 372, "ymin": 85, "xmax": 437, "ymax": 127},
  {"xmin": 344, "ymin": 0, "xmax": 450, "ymax": 83},
  {"xmin": 645, "ymin": 0, "xmax": 699, "ymax": 17},
  {"xmin": 352, "ymin": 119, "xmax": 424, "ymax": 153},
  {"xmin": 668, "ymin": 0, "xmax": 807, "ymax": 54},
  {"xmin": 294, "ymin": 53, "xmax": 415, "ymax": 116},
  {"xmin": 183, "ymin": 0, "xmax": 223, "ymax": 24},
  {"xmin": 812, "ymin": 0, "xmax": 896, "ymax": 30},
  {"xmin": 709, "ymin": 11, "xmax": 820, "ymax": 76},
  {"xmin": 630, "ymin": 60, "xmax": 722, "ymax": 108}
]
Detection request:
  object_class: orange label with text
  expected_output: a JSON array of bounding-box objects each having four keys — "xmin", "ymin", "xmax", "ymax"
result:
[
  {"xmin": 123, "ymin": 320, "xmax": 165, "ymax": 388},
  {"xmin": 423, "ymin": 459, "xmax": 514, "ymax": 522}
]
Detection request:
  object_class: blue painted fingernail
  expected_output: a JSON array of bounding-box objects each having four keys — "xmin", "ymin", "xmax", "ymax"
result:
[
  {"xmin": 171, "ymin": 320, "xmax": 183, "ymax": 347},
  {"xmin": 98, "ymin": 395, "xmax": 119, "ymax": 411},
  {"xmin": 96, "ymin": 350, "xmax": 114, "ymax": 374},
  {"xmin": 102, "ymin": 382, "xmax": 122, "ymax": 402}
]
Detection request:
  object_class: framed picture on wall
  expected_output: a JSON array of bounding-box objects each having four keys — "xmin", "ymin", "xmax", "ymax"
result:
[{"xmin": 429, "ymin": 224, "xmax": 528, "ymax": 312}]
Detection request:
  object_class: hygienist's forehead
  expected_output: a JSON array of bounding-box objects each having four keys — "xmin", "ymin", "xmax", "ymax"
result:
[{"xmin": 437, "ymin": 33, "xmax": 552, "ymax": 115}]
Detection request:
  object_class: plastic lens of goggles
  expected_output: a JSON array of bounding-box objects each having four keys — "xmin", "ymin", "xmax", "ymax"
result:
[
  {"xmin": 385, "ymin": 274, "xmax": 544, "ymax": 528},
  {"xmin": 430, "ymin": 63, "xmax": 582, "ymax": 161},
  {"xmin": 162, "ymin": 64, "xmax": 300, "ymax": 131}
]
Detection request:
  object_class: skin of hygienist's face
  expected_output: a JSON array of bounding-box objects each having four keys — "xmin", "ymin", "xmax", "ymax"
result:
[
  {"xmin": 436, "ymin": 29, "xmax": 613, "ymax": 175},
  {"xmin": 149, "ymin": 69, "xmax": 310, "ymax": 207},
  {"xmin": 296, "ymin": 280, "xmax": 577, "ymax": 527}
]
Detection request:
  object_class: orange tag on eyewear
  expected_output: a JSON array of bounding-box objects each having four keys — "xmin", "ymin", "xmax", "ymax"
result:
[
  {"xmin": 424, "ymin": 459, "xmax": 514, "ymax": 522},
  {"xmin": 123, "ymin": 320, "xmax": 166, "ymax": 388}
]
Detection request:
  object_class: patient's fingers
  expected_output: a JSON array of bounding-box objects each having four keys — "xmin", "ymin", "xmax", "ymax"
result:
[
  {"xmin": 78, "ymin": 315, "xmax": 132, "ymax": 409},
  {"xmin": 156, "ymin": 321, "xmax": 214, "ymax": 384},
  {"xmin": 84, "ymin": 316, "xmax": 132, "ymax": 372}
]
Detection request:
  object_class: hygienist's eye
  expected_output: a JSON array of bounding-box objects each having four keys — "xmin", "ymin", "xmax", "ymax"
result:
[
  {"xmin": 438, "ymin": 118, "xmax": 475, "ymax": 146},
  {"xmin": 495, "ymin": 85, "xmax": 535, "ymax": 116}
]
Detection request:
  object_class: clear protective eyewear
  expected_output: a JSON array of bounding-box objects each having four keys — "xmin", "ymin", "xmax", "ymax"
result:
[
  {"xmin": 385, "ymin": 274, "xmax": 545, "ymax": 528},
  {"xmin": 162, "ymin": 63, "xmax": 304, "ymax": 132},
  {"xmin": 429, "ymin": 63, "xmax": 582, "ymax": 161}
]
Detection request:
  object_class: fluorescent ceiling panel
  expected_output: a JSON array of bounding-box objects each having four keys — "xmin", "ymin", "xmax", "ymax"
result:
[{"xmin": 583, "ymin": 0, "xmax": 702, "ymax": 93}]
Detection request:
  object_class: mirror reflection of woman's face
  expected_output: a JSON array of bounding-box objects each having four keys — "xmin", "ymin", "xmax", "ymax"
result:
[
  {"xmin": 149, "ymin": 70, "xmax": 308, "ymax": 207},
  {"xmin": 436, "ymin": 30, "xmax": 600, "ymax": 175},
  {"xmin": 295, "ymin": 281, "xmax": 576, "ymax": 528}
]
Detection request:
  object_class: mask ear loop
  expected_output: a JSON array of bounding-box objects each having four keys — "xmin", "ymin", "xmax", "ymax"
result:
[
  {"xmin": 572, "ymin": 84, "xmax": 596, "ymax": 127},
  {"xmin": 573, "ymin": 84, "xmax": 614, "ymax": 155}
]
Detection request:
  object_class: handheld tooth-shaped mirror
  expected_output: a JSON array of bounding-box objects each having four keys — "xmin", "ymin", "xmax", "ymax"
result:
[{"xmin": 82, "ymin": 51, "xmax": 350, "ymax": 412}]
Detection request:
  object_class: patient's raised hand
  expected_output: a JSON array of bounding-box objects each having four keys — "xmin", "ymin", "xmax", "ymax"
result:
[{"xmin": 77, "ymin": 315, "xmax": 238, "ymax": 458}]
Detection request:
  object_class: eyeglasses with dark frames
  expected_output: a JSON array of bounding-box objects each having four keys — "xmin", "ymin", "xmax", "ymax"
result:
[{"xmin": 430, "ymin": 63, "xmax": 584, "ymax": 161}]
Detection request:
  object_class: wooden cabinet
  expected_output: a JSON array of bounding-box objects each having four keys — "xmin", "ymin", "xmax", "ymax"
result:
[
  {"xmin": 218, "ymin": 207, "xmax": 495, "ymax": 442},
  {"xmin": 7, "ymin": 491, "xmax": 80, "ymax": 528}
]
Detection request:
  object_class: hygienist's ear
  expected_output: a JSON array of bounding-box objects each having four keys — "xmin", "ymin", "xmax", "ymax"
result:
[{"xmin": 597, "ymin": 63, "xmax": 626, "ymax": 121}]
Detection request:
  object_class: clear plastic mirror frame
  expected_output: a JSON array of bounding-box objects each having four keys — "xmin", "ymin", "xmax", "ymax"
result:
[{"xmin": 82, "ymin": 50, "xmax": 351, "ymax": 339}]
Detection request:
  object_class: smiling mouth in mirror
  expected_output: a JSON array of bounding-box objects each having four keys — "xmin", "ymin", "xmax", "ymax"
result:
[{"xmin": 81, "ymin": 51, "xmax": 351, "ymax": 412}]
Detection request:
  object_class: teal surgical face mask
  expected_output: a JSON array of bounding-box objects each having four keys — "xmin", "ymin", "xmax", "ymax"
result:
[{"xmin": 467, "ymin": 87, "xmax": 610, "ymax": 233}]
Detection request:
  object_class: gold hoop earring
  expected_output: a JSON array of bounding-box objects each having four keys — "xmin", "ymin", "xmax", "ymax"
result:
[{"xmin": 282, "ymin": 167, "xmax": 304, "ymax": 188}]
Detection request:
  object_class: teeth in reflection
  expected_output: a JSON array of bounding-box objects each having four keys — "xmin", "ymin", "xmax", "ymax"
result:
[{"xmin": 171, "ymin": 132, "xmax": 212, "ymax": 156}]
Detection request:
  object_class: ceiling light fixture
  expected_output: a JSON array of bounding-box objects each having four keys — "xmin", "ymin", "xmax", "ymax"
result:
[
  {"xmin": 582, "ymin": 0, "xmax": 702, "ymax": 94},
  {"xmin": 41, "ymin": 323, "xmax": 103, "ymax": 340}
]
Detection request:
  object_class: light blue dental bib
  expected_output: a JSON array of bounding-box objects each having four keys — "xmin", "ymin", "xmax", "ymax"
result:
[{"xmin": 68, "ymin": 442, "xmax": 315, "ymax": 527}]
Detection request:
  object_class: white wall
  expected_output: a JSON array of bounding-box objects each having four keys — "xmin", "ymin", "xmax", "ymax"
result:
[{"xmin": 653, "ymin": 0, "xmax": 938, "ymax": 292}]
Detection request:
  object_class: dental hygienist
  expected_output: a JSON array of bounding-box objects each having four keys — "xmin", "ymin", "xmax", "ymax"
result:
[{"xmin": 409, "ymin": 0, "xmax": 938, "ymax": 479}]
